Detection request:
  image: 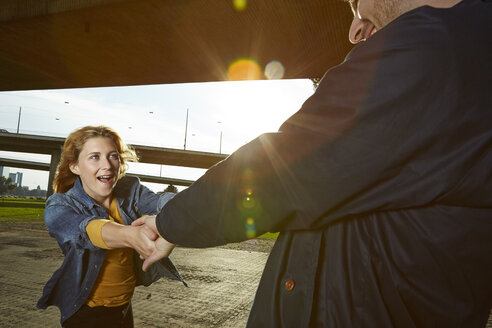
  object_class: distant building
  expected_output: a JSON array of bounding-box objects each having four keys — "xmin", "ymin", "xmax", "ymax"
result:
[
  {"xmin": 16, "ymin": 172, "xmax": 23, "ymax": 187},
  {"xmin": 8, "ymin": 172, "xmax": 23, "ymax": 187},
  {"xmin": 0, "ymin": 166, "xmax": 9, "ymax": 178}
]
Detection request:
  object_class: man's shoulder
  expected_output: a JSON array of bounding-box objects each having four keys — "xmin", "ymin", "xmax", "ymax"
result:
[
  {"xmin": 384, "ymin": 7, "xmax": 452, "ymax": 47},
  {"xmin": 389, "ymin": 0, "xmax": 488, "ymax": 44},
  {"xmin": 388, "ymin": 1, "xmax": 491, "ymax": 64}
]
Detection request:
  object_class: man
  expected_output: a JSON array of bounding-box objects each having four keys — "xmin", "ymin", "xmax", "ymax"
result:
[{"xmin": 137, "ymin": 0, "xmax": 492, "ymax": 326}]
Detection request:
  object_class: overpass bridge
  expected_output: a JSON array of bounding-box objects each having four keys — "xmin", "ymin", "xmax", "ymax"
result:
[{"xmin": 0, "ymin": 132, "xmax": 227, "ymax": 195}]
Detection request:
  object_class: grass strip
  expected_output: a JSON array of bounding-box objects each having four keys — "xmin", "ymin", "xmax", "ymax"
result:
[
  {"xmin": 258, "ymin": 232, "xmax": 279, "ymax": 240},
  {"xmin": 0, "ymin": 207, "xmax": 44, "ymax": 221}
]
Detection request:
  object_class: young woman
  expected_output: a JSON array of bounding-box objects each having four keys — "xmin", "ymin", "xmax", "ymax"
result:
[{"xmin": 37, "ymin": 125, "xmax": 184, "ymax": 328}]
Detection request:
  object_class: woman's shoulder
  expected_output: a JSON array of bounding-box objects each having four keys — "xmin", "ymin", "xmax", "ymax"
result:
[
  {"xmin": 45, "ymin": 188, "xmax": 91, "ymax": 211},
  {"xmin": 116, "ymin": 175, "xmax": 140, "ymax": 189},
  {"xmin": 43, "ymin": 192, "xmax": 85, "ymax": 225},
  {"xmin": 113, "ymin": 175, "xmax": 141, "ymax": 196},
  {"xmin": 46, "ymin": 191, "xmax": 73, "ymax": 206},
  {"xmin": 118, "ymin": 175, "xmax": 139, "ymax": 185}
]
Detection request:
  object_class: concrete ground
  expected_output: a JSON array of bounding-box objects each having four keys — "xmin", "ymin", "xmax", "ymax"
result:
[
  {"xmin": 1, "ymin": 222, "xmax": 490, "ymax": 328},
  {"xmin": 0, "ymin": 222, "xmax": 273, "ymax": 328}
]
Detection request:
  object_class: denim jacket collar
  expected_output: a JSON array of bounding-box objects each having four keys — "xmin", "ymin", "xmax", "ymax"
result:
[{"xmin": 68, "ymin": 178, "xmax": 100, "ymax": 209}]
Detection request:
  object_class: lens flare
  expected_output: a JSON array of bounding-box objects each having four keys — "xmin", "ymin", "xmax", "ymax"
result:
[
  {"xmin": 245, "ymin": 217, "xmax": 256, "ymax": 238},
  {"xmin": 264, "ymin": 60, "xmax": 285, "ymax": 80},
  {"xmin": 242, "ymin": 195, "xmax": 256, "ymax": 208},
  {"xmin": 233, "ymin": 0, "xmax": 247, "ymax": 11},
  {"xmin": 228, "ymin": 58, "xmax": 262, "ymax": 81}
]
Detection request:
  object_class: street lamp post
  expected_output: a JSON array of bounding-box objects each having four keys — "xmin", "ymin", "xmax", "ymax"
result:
[
  {"xmin": 219, "ymin": 131, "xmax": 223, "ymax": 154},
  {"xmin": 184, "ymin": 108, "xmax": 189, "ymax": 150},
  {"xmin": 217, "ymin": 121, "xmax": 223, "ymax": 154},
  {"xmin": 16, "ymin": 106, "xmax": 21, "ymax": 134}
]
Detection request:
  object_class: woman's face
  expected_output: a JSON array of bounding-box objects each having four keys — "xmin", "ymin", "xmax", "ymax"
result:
[{"xmin": 69, "ymin": 137, "xmax": 120, "ymax": 208}]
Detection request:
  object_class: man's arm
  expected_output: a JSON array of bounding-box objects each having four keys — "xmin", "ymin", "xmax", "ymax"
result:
[{"xmin": 155, "ymin": 10, "xmax": 488, "ymax": 248}]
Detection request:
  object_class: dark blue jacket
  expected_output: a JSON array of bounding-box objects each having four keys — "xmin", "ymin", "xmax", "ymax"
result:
[
  {"xmin": 37, "ymin": 176, "xmax": 184, "ymax": 324},
  {"xmin": 156, "ymin": 0, "xmax": 492, "ymax": 326}
]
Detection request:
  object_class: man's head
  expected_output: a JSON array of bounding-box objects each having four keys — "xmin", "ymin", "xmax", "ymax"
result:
[{"xmin": 346, "ymin": 0, "xmax": 461, "ymax": 44}]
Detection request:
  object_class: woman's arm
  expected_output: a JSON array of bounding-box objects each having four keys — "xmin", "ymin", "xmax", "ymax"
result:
[
  {"xmin": 44, "ymin": 199, "xmax": 103, "ymax": 251},
  {"xmin": 45, "ymin": 193, "xmax": 159, "ymax": 257},
  {"xmin": 132, "ymin": 177, "xmax": 176, "ymax": 215},
  {"xmin": 99, "ymin": 221, "xmax": 159, "ymax": 258}
]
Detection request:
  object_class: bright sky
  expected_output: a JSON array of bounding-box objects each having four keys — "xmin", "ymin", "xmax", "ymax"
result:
[{"xmin": 0, "ymin": 79, "xmax": 315, "ymax": 192}]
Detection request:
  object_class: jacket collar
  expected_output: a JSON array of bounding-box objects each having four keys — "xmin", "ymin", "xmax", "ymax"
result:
[
  {"xmin": 68, "ymin": 177, "xmax": 100, "ymax": 209},
  {"xmin": 68, "ymin": 177, "xmax": 123, "ymax": 210}
]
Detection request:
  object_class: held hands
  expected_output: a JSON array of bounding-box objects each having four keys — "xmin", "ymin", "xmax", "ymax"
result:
[
  {"xmin": 132, "ymin": 215, "xmax": 176, "ymax": 272},
  {"xmin": 126, "ymin": 221, "xmax": 160, "ymax": 259}
]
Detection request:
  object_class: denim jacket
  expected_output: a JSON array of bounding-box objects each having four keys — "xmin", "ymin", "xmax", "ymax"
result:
[{"xmin": 37, "ymin": 176, "xmax": 185, "ymax": 324}]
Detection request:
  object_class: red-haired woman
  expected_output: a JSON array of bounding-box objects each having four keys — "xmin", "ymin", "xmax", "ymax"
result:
[{"xmin": 37, "ymin": 126, "xmax": 183, "ymax": 328}]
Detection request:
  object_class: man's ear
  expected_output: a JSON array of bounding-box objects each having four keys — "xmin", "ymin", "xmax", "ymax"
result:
[{"xmin": 69, "ymin": 162, "xmax": 80, "ymax": 175}]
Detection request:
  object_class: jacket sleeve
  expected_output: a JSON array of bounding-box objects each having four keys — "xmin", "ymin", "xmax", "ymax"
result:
[
  {"xmin": 44, "ymin": 195, "xmax": 104, "ymax": 251},
  {"xmin": 120, "ymin": 176, "xmax": 176, "ymax": 218},
  {"xmin": 156, "ymin": 10, "xmax": 491, "ymax": 247}
]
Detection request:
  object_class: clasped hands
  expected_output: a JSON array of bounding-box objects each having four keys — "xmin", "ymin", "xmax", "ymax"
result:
[{"xmin": 129, "ymin": 215, "xmax": 175, "ymax": 272}]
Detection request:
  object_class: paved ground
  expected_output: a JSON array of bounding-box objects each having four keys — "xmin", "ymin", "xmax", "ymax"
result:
[
  {"xmin": 1, "ymin": 222, "xmax": 490, "ymax": 328},
  {"xmin": 0, "ymin": 222, "xmax": 273, "ymax": 327}
]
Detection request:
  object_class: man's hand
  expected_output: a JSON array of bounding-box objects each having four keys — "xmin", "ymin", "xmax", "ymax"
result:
[
  {"xmin": 126, "ymin": 223, "xmax": 159, "ymax": 259},
  {"xmin": 142, "ymin": 236, "xmax": 175, "ymax": 272},
  {"xmin": 132, "ymin": 215, "xmax": 158, "ymax": 233},
  {"xmin": 132, "ymin": 215, "xmax": 176, "ymax": 272},
  {"xmin": 100, "ymin": 221, "xmax": 158, "ymax": 258}
]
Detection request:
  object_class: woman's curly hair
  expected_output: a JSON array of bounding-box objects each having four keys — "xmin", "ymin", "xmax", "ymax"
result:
[{"xmin": 53, "ymin": 126, "xmax": 138, "ymax": 193}]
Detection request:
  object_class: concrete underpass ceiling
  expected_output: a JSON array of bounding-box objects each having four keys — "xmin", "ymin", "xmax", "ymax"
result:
[{"xmin": 0, "ymin": 0, "xmax": 353, "ymax": 91}]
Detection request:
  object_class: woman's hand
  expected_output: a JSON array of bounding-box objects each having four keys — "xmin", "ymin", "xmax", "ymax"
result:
[
  {"xmin": 132, "ymin": 215, "xmax": 176, "ymax": 271},
  {"xmin": 126, "ymin": 223, "xmax": 160, "ymax": 259},
  {"xmin": 100, "ymin": 221, "xmax": 158, "ymax": 258},
  {"xmin": 142, "ymin": 236, "xmax": 176, "ymax": 272}
]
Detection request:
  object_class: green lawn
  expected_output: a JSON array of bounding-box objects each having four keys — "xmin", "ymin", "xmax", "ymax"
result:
[
  {"xmin": 0, "ymin": 197, "xmax": 278, "ymax": 241},
  {"xmin": 0, "ymin": 197, "xmax": 45, "ymax": 221},
  {"xmin": 258, "ymin": 232, "xmax": 279, "ymax": 240}
]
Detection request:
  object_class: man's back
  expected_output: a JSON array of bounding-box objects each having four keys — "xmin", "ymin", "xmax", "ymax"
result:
[
  {"xmin": 252, "ymin": 1, "xmax": 492, "ymax": 326},
  {"xmin": 155, "ymin": 0, "xmax": 492, "ymax": 326}
]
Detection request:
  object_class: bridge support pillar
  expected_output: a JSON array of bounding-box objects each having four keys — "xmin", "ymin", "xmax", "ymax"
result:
[{"xmin": 47, "ymin": 149, "xmax": 61, "ymax": 197}]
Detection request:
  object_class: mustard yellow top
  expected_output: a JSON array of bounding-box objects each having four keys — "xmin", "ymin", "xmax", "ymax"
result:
[{"xmin": 85, "ymin": 199, "xmax": 136, "ymax": 307}]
